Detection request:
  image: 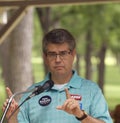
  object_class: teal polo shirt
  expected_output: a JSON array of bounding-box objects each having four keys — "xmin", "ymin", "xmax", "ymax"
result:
[{"xmin": 17, "ymin": 71, "xmax": 112, "ymax": 123}]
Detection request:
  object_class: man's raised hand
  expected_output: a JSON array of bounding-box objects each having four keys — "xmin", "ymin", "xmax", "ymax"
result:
[
  {"xmin": 56, "ymin": 88, "xmax": 82, "ymax": 117},
  {"xmin": 2, "ymin": 87, "xmax": 18, "ymax": 119}
]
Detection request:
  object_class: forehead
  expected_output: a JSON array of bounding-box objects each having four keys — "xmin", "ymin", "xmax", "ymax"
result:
[{"xmin": 46, "ymin": 43, "xmax": 69, "ymax": 52}]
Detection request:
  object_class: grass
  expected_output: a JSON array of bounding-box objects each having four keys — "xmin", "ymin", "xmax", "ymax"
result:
[
  {"xmin": 105, "ymin": 85, "xmax": 120, "ymax": 110},
  {"xmin": 104, "ymin": 64, "xmax": 120, "ymax": 110},
  {"xmin": 0, "ymin": 57, "xmax": 120, "ymax": 119}
]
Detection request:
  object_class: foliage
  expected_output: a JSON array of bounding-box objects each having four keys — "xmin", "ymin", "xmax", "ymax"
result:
[{"xmin": 50, "ymin": 4, "xmax": 120, "ymax": 57}]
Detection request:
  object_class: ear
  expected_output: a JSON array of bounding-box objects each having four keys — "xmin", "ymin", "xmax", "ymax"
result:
[
  {"xmin": 71, "ymin": 49, "xmax": 76, "ymax": 58},
  {"xmin": 43, "ymin": 53, "xmax": 48, "ymax": 65}
]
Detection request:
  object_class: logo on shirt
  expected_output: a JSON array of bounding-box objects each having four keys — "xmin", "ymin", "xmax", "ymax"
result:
[
  {"xmin": 39, "ymin": 95, "xmax": 51, "ymax": 106},
  {"xmin": 70, "ymin": 94, "xmax": 82, "ymax": 100}
]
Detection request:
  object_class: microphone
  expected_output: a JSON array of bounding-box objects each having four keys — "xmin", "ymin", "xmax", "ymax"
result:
[
  {"xmin": 7, "ymin": 80, "xmax": 54, "ymax": 121},
  {"xmin": 0, "ymin": 80, "xmax": 54, "ymax": 123},
  {"xmin": 25, "ymin": 80, "xmax": 54, "ymax": 101}
]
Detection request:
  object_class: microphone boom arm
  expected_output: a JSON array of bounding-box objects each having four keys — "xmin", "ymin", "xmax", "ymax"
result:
[{"xmin": 0, "ymin": 88, "xmax": 36, "ymax": 123}]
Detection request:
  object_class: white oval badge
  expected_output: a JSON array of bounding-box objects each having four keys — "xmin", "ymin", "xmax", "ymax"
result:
[{"xmin": 39, "ymin": 95, "xmax": 51, "ymax": 106}]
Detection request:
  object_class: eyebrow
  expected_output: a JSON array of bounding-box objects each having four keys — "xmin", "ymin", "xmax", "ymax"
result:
[{"xmin": 47, "ymin": 50, "xmax": 69, "ymax": 53}]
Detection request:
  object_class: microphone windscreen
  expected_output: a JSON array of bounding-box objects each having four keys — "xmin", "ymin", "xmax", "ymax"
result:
[{"xmin": 42, "ymin": 80, "xmax": 54, "ymax": 90}]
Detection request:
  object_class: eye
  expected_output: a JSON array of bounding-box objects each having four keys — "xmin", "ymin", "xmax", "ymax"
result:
[
  {"xmin": 59, "ymin": 51, "xmax": 68, "ymax": 56},
  {"xmin": 47, "ymin": 52, "xmax": 56, "ymax": 57}
]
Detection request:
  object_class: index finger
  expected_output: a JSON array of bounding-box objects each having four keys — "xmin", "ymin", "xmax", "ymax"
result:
[
  {"xmin": 65, "ymin": 88, "xmax": 71, "ymax": 99},
  {"xmin": 6, "ymin": 87, "xmax": 13, "ymax": 98}
]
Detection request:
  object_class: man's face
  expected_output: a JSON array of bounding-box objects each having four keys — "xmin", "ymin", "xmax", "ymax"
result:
[{"xmin": 44, "ymin": 42, "xmax": 76, "ymax": 76}]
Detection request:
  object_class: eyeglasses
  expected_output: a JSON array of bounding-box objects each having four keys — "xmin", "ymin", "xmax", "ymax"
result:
[{"xmin": 46, "ymin": 50, "xmax": 72, "ymax": 60}]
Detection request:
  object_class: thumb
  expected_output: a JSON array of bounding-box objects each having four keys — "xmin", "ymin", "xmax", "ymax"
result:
[
  {"xmin": 6, "ymin": 87, "xmax": 13, "ymax": 98},
  {"xmin": 56, "ymin": 105, "xmax": 63, "ymax": 110}
]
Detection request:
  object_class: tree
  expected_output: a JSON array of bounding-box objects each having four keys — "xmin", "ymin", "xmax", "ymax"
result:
[
  {"xmin": 35, "ymin": 7, "xmax": 51, "ymax": 75},
  {"xmin": 108, "ymin": 4, "xmax": 120, "ymax": 67},
  {"xmin": 0, "ymin": 8, "xmax": 34, "ymax": 102}
]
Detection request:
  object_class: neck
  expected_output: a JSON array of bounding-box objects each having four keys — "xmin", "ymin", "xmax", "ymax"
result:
[{"xmin": 51, "ymin": 71, "xmax": 73, "ymax": 84}]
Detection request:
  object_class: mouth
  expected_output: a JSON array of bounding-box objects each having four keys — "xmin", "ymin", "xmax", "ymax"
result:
[{"xmin": 54, "ymin": 66, "xmax": 64, "ymax": 69}]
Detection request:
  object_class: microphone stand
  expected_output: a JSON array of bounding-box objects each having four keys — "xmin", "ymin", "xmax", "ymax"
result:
[
  {"xmin": 0, "ymin": 88, "xmax": 35, "ymax": 123},
  {"xmin": 0, "ymin": 80, "xmax": 54, "ymax": 123}
]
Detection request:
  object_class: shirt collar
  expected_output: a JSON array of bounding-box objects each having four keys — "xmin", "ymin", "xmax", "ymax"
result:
[
  {"xmin": 45, "ymin": 70, "xmax": 82, "ymax": 90},
  {"xmin": 67, "ymin": 70, "xmax": 82, "ymax": 89}
]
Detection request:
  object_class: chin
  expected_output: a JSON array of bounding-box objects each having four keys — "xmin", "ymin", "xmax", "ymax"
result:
[{"xmin": 54, "ymin": 70, "xmax": 65, "ymax": 75}]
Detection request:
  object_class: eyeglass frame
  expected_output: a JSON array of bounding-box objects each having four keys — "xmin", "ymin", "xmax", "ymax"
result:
[{"xmin": 45, "ymin": 50, "xmax": 72, "ymax": 60}]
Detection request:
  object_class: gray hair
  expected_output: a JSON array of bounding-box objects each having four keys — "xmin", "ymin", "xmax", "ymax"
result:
[{"xmin": 42, "ymin": 28, "xmax": 76, "ymax": 53}]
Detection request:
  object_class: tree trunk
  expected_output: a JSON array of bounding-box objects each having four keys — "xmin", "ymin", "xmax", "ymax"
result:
[
  {"xmin": 116, "ymin": 53, "xmax": 120, "ymax": 66},
  {"xmin": 85, "ymin": 29, "xmax": 93, "ymax": 80},
  {"xmin": 75, "ymin": 53, "xmax": 81, "ymax": 75},
  {"xmin": 0, "ymin": 25, "xmax": 11, "ymax": 87},
  {"xmin": 0, "ymin": 8, "xmax": 34, "ymax": 102},
  {"xmin": 97, "ymin": 42, "xmax": 107, "ymax": 93},
  {"xmin": 36, "ymin": 7, "xmax": 51, "ymax": 76}
]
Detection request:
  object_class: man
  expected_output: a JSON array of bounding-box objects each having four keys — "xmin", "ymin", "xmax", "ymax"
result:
[{"xmin": 2, "ymin": 28, "xmax": 112, "ymax": 123}]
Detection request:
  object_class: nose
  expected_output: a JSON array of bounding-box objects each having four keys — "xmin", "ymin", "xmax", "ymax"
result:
[{"xmin": 55, "ymin": 54, "xmax": 62, "ymax": 62}]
